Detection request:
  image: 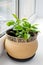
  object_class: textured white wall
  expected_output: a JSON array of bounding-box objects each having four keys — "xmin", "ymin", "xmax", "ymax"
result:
[
  {"xmin": 19, "ymin": 0, "xmax": 35, "ymax": 19},
  {"xmin": 36, "ymin": 0, "xmax": 43, "ymax": 17}
]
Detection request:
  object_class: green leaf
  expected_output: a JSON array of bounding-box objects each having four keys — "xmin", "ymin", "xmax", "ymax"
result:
[
  {"xmin": 6, "ymin": 20, "xmax": 15, "ymax": 26},
  {"xmin": 23, "ymin": 21, "xmax": 31, "ymax": 29},
  {"xmin": 30, "ymin": 28, "xmax": 38, "ymax": 32},
  {"xmin": 32, "ymin": 26, "xmax": 37, "ymax": 29},
  {"xmin": 12, "ymin": 14, "xmax": 18, "ymax": 20},
  {"xmin": 33, "ymin": 24, "xmax": 39, "ymax": 26},
  {"xmin": 6, "ymin": 14, "xmax": 39, "ymax": 40},
  {"xmin": 16, "ymin": 19, "xmax": 21, "ymax": 24},
  {"xmin": 23, "ymin": 33, "xmax": 30, "ymax": 40},
  {"xmin": 32, "ymin": 24, "xmax": 38, "ymax": 27},
  {"xmin": 34, "ymin": 30, "xmax": 40, "ymax": 32},
  {"xmin": 22, "ymin": 18, "xmax": 28, "ymax": 21},
  {"xmin": 13, "ymin": 25, "xmax": 23, "ymax": 30}
]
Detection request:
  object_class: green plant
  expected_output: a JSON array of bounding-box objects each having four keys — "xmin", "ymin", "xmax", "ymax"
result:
[{"xmin": 6, "ymin": 14, "xmax": 39, "ymax": 40}]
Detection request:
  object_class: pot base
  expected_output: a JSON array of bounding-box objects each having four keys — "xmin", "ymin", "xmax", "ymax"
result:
[{"xmin": 7, "ymin": 53, "xmax": 35, "ymax": 62}]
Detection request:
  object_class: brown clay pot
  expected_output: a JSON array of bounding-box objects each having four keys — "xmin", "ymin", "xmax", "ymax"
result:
[{"xmin": 5, "ymin": 30, "xmax": 38, "ymax": 60}]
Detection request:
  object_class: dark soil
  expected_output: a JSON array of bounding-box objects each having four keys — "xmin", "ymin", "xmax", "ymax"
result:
[
  {"xmin": 6, "ymin": 29, "xmax": 37, "ymax": 37},
  {"xmin": 6, "ymin": 29, "xmax": 17, "ymax": 37}
]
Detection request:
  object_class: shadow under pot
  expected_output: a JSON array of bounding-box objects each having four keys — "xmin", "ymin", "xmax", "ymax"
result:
[{"xmin": 5, "ymin": 29, "xmax": 38, "ymax": 61}]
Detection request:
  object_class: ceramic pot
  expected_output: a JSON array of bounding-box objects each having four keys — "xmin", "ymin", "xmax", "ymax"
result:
[{"xmin": 5, "ymin": 30, "xmax": 38, "ymax": 60}]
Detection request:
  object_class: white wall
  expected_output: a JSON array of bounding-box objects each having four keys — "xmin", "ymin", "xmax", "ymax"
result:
[
  {"xmin": 0, "ymin": 0, "xmax": 16, "ymax": 20},
  {"xmin": 36, "ymin": 0, "xmax": 43, "ymax": 17},
  {"xmin": 0, "ymin": 0, "xmax": 16, "ymax": 33},
  {"xmin": 19, "ymin": 0, "xmax": 35, "ymax": 19},
  {"xmin": 19, "ymin": 0, "xmax": 43, "ymax": 18}
]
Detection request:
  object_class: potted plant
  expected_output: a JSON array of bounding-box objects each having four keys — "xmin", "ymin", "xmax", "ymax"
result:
[{"xmin": 5, "ymin": 14, "xmax": 39, "ymax": 61}]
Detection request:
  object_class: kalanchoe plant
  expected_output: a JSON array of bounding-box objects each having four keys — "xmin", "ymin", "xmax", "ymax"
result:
[{"xmin": 6, "ymin": 14, "xmax": 39, "ymax": 40}]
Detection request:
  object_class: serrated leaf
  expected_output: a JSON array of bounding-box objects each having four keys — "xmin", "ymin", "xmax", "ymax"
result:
[
  {"xmin": 31, "ymin": 28, "xmax": 39, "ymax": 32},
  {"xmin": 6, "ymin": 20, "xmax": 15, "ymax": 26},
  {"xmin": 23, "ymin": 21, "xmax": 31, "ymax": 28},
  {"xmin": 32, "ymin": 24, "xmax": 39, "ymax": 26},
  {"xmin": 32, "ymin": 26, "xmax": 37, "ymax": 29},
  {"xmin": 22, "ymin": 18, "xmax": 28, "ymax": 21},
  {"xmin": 23, "ymin": 33, "xmax": 30, "ymax": 40},
  {"xmin": 12, "ymin": 14, "xmax": 18, "ymax": 20},
  {"xmin": 16, "ymin": 19, "xmax": 21, "ymax": 24},
  {"xmin": 13, "ymin": 25, "xmax": 23, "ymax": 30},
  {"xmin": 34, "ymin": 30, "xmax": 40, "ymax": 32}
]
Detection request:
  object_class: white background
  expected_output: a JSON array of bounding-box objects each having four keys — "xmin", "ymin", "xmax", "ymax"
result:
[
  {"xmin": 36, "ymin": 0, "xmax": 43, "ymax": 17},
  {"xmin": 19, "ymin": 0, "xmax": 35, "ymax": 18}
]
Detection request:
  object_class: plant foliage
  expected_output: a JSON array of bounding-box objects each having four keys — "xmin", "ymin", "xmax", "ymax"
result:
[{"xmin": 6, "ymin": 14, "xmax": 39, "ymax": 40}]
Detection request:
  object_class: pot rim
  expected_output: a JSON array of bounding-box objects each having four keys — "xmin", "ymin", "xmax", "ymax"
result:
[{"xmin": 6, "ymin": 29, "xmax": 38, "ymax": 43}]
